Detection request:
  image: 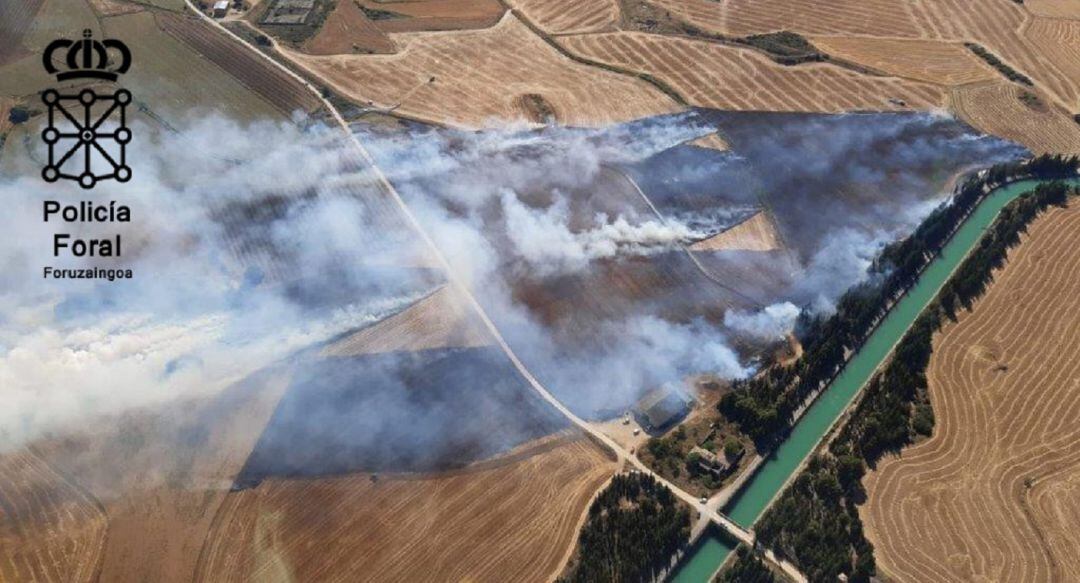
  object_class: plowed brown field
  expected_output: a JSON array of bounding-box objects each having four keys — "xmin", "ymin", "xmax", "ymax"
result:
[
  {"xmin": 507, "ymin": 0, "xmax": 619, "ymax": 34},
  {"xmin": 159, "ymin": 13, "xmax": 321, "ymax": 115},
  {"xmin": 195, "ymin": 432, "xmax": 617, "ymax": 582},
  {"xmin": 305, "ymin": 0, "xmax": 396, "ymax": 54},
  {"xmin": 809, "ymin": 37, "xmax": 997, "ymax": 86},
  {"xmin": 863, "ymin": 202, "xmax": 1080, "ymax": 583},
  {"xmin": 559, "ymin": 32, "xmax": 946, "ymax": 112},
  {"xmin": 950, "ymin": 81, "xmax": 1080, "ymax": 154},
  {"xmin": 359, "ymin": 0, "xmax": 505, "ymax": 33},
  {"xmin": 288, "ymin": 14, "xmax": 678, "ymax": 128}
]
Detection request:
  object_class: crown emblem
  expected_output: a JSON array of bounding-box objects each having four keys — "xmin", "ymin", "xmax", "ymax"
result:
[{"xmin": 43, "ymin": 29, "xmax": 131, "ymax": 83}]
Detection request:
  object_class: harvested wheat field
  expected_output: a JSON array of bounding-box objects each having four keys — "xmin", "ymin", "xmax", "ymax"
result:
[
  {"xmin": 1024, "ymin": 0, "xmax": 1080, "ymax": 19},
  {"xmin": 950, "ymin": 81, "xmax": 1080, "ymax": 154},
  {"xmin": 506, "ymin": 0, "xmax": 619, "ymax": 34},
  {"xmin": 809, "ymin": 37, "xmax": 997, "ymax": 86},
  {"xmin": 560, "ymin": 32, "xmax": 946, "ymax": 112},
  {"xmin": 863, "ymin": 201, "xmax": 1080, "ymax": 583},
  {"xmin": 0, "ymin": 369, "xmax": 294, "ymax": 583},
  {"xmin": 1023, "ymin": 18, "xmax": 1080, "ymax": 110},
  {"xmin": 648, "ymin": 0, "xmax": 924, "ymax": 37},
  {"xmin": 289, "ymin": 14, "xmax": 678, "ymax": 128},
  {"xmin": 686, "ymin": 131, "xmax": 729, "ymax": 151},
  {"xmin": 304, "ymin": 0, "xmax": 395, "ymax": 55},
  {"xmin": 0, "ymin": 450, "xmax": 107, "ymax": 582},
  {"xmin": 196, "ymin": 432, "xmax": 616, "ymax": 583},
  {"xmin": 321, "ymin": 286, "xmax": 490, "ymax": 356},
  {"xmin": 690, "ymin": 211, "xmax": 782, "ymax": 252}
]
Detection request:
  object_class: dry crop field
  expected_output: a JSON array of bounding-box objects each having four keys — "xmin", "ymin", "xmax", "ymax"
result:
[
  {"xmin": 559, "ymin": 32, "xmax": 946, "ymax": 112},
  {"xmin": 194, "ymin": 432, "xmax": 617, "ymax": 583},
  {"xmin": 505, "ymin": 0, "xmax": 620, "ymax": 34},
  {"xmin": 356, "ymin": 0, "xmax": 505, "ymax": 33},
  {"xmin": 0, "ymin": 0, "xmax": 44, "ymax": 67},
  {"xmin": 288, "ymin": 14, "xmax": 678, "ymax": 128},
  {"xmin": 158, "ymin": 13, "xmax": 321, "ymax": 115},
  {"xmin": 304, "ymin": 0, "xmax": 396, "ymax": 54},
  {"xmin": 807, "ymin": 37, "xmax": 997, "ymax": 86},
  {"xmin": 950, "ymin": 81, "xmax": 1080, "ymax": 154},
  {"xmin": 689, "ymin": 211, "xmax": 782, "ymax": 253},
  {"xmin": 862, "ymin": 202, "xmax": 1080, "ymax": 582}
]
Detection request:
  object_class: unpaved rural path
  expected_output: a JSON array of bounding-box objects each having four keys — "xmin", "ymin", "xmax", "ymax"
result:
[{"xmin": 178, "ymin": 6, "xmax": 806, "ymax": 581}]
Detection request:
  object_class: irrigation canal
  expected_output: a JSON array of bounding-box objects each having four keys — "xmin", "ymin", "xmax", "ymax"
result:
[{"xmin": 670, "ymin": 177, "xmax": 1080, "ymax": 582}]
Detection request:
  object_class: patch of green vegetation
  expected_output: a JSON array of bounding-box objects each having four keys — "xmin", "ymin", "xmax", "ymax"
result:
[
  {"xmin": 359, "ymin": 3, "xmax": 405, "ymax": 20},
  {"xmin": 737, "ymin": 31, "xmax": 826, "ymax": 65},
  {"xmin": 638, "ymin": 416, "xmax": 751, "ymax": 497},
  {"xmin": 719, "ymin": 545, "xmax": 778, "ymax": 583},
  {"xmin": 257, "ymin": 0, "xmax": 336, "ymax": 46},
  {"xmin": 965, "ymin": 42, "xmax": 1033, "ymax": 86},
  {"xmin": 560, "ymin": 472, "xmax": 690, "ymax": 583}
]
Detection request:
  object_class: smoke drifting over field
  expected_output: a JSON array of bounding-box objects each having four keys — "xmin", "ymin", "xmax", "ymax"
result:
[
  {"xmin": 0, "ymin": 117, "xmax": 439, "ymax": 450},
  {"xmin": 0, "ymin": 109, "xmax": 1026, "ymax": 458}
]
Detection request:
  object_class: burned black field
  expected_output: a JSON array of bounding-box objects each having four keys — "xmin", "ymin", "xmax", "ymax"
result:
[{"xmin": 234, "ymin": 346, "xmax": 568, "ymax": 485}]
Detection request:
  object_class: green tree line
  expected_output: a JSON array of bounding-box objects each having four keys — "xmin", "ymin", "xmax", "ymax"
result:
[
  {"xmin": 719, "ymin": 155, "xmax": 1079, "ymax": 446},
  {"xmin": 560, "ymin": 472, "xmax": 691, "ymax": 583},
  {"xmin": 745, "ymin": 178, "xmax": 1078, "ymax": 582}
]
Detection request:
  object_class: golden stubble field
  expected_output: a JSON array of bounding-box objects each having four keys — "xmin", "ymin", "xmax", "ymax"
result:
[
  {"xmin": 194, "ymin": 432, "xmax": 617, "ymax": 583},
  {"xmin": 862, "ymin": 201, "xmax": 1080, "ymax": 582}
]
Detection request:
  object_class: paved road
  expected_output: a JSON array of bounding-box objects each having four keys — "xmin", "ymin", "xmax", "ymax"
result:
[{"xmin": 178, "ymin": 7, "xmax": 807, "ymax": 581}]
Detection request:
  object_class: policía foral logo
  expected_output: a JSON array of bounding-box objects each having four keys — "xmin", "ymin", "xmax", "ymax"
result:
[{"xmin": 40, "ymin": 29, "xmax": 133, "ymax": 190}]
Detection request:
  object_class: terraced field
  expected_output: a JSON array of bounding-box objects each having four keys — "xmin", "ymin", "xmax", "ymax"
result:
[
  {"xmin": 950, "ymin": 81, "xmax": 1080, "ymax": 154},
  {"xmin": 289, "ymin": 14, "xmax": 678, "ymax": 128},
  {"xmin": 863, "ymin": 202, "xmax": 1080, "ymax": 583},
  {"xmin": 809, "ymin": 37, "xmax": 997, "ymax": 86},
  {"xmin": 195, "ymin": 432, "xmax": 616, "ymax": 583},
  {"xmin": 506, "ymin": 0, "xmax": 619, "ymax": 34},
  {"xmin": 559, "ymin": 32, "xmax": 945, "ymax": 112}
]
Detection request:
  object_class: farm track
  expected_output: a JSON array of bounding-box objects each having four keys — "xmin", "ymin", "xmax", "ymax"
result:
[
  {"xmin": 863, "ymin": 203, "xmax": 1080, "ymax": 582},
  {"xmin": 158, "ymin": 13, "xmax": 320, "ymax": 115},
  {"xmin": 194, "ymin": 433, "xmax": 617, "ymax": 582},
  {"xmin": 288, "ymin": 13, "xmax": 678, "ymax": 128},
  {"xmin": 559, "ymin": 32, "xmax": 946, "ymax": 112},
  {"xmin": 182, "ymin": 6, "xmax": 808, "ymax": 579},
  {"xmin": 505, "ymin": 0, "xmax": 619, "ymax": 34}
]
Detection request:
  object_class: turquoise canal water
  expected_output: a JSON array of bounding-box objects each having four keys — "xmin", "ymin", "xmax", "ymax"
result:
[
  {"xmin": 670, "ymin": 532, "xmax": 735, "ymax": 583},
  {"xmin": 672, "ymin": 178, "xmax": 1079, "ymax": 582}
]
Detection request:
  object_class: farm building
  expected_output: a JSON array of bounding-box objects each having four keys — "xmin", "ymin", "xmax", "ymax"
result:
[
  {"xmin": 689, "ymin": 445, "xmax": 743, "ymax": 478},
  {"xmin": 635, "ymin": 385, "xmax": 692, "ymax": 433},
  {"xmin": 212, "ymin": 0, "xmax": 229, "ymax": 17}
]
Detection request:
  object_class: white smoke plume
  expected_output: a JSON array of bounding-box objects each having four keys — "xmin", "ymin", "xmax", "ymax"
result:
[{"xmin": 724, "ymin": 302, "xmax": 801, "ymax": 341}]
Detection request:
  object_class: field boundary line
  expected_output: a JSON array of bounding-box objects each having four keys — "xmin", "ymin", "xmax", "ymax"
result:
[{"xmin": 173, "ymin": 6, "xmax": 806, "ymax": 579}]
